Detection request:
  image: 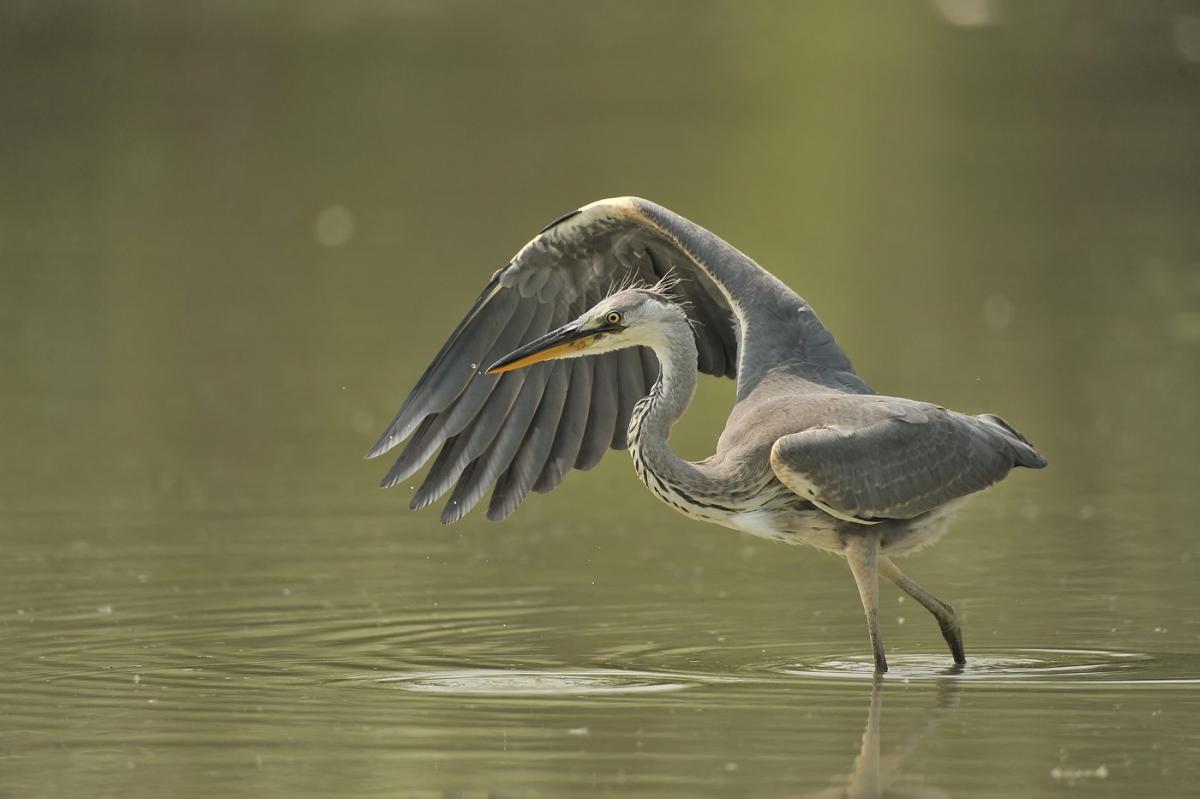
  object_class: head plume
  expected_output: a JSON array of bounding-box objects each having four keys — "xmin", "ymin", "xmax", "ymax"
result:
[{"xmin": 606, "ymin": 268, "xmax": 692, "ymax": 315}]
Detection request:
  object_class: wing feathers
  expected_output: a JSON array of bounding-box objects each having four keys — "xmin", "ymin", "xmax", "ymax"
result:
[
  {"xmin": 367, "ymin": 283, "xmax": 520, "ymax": 458},
  {"xmin": 487, "ymin": 361, "xmax": 571, "ymax": 520},
  {"xmin": 407, "ymin": 302, "xmax": 555, "ymax": 508},
  {"xmin": 440, "ymin": 365, "xmax": 552, "ymax": 523},
  {"xmin": 371, "ymin": 197, "xmax": 867, "ymax": 521},
  {"xmin": 532, "ymin": 357, "xmax": 593, "ymax": 494},
  {"xmin": 576, "ymin": 353, "xmax": 619, "ymax": 470}
]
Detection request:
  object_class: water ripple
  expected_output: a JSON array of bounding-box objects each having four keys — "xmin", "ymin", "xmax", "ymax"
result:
[
  {"xmin": 344, "ymin": 668, "xmax": 732, "ymax": 696},
  {"xmin": 772, "ymin": 648, "xmax": 1200, "ymax": 686}
]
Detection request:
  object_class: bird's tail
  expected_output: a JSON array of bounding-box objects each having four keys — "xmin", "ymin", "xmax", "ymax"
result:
[{"xmin": 977, "ymin": 413, "xmax": 1048, "ymax": 469}]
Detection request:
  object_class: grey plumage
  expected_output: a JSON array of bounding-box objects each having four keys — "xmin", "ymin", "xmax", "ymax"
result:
[
  {"xmin": 369, "ymin": 198, "xmax": 749, "ymax": 519},
  {"xmin": 367, "ymin": 196, "xmax": 1046, "ymax": 672},
  {"xmin": 769, "ymin": 398, "xmax": 1046, "ymax": 522}
]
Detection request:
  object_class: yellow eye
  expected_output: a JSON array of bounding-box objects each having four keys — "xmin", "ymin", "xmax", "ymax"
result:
[{"xmin": 606, "ymin": 311, "xmax": 622, "ymax": 325}]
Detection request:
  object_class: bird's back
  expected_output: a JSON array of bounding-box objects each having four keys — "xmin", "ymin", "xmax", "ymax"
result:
[{"xmin": 708, "ymin": 372, "xmax": 1045, "ymax": 523}]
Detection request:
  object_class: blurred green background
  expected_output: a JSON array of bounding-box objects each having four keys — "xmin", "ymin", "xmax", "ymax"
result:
[{"xmin": 2, "ymin": 2, "xmax": 1199, "ymax": 798}]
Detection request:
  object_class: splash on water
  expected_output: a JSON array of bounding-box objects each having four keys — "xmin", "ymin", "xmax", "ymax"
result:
[{"xmin": 359, "ymin": 668, "xmax": 730, "ymax": 696}]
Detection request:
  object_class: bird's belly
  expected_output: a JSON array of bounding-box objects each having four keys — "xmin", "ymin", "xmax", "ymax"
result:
[
  {"xmin": 879, "ymin": 497, "xmax": 969, "ymax": 556},
  {"xmin": 727, "ymin": 509, "xmax": 794, "ymax": 544},
  {"xmin": 725, "ymin": 508, "xmax": 844, "ymax": 550},
  {"xmin": 727, "ymin": 498, "xmax": 969, "ymax": 555}
]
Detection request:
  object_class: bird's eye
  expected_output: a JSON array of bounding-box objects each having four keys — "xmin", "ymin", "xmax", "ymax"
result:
[{"xmin": 606, "ymin": 311, "xmax": 622, "ymax": 325}]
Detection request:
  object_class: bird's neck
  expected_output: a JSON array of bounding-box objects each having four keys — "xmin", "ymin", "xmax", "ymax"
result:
[{"xmin": 628, "ymin": 316, "xmax": 723, "ymax": 508}]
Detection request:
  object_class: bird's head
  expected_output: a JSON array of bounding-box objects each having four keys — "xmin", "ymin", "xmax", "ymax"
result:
[{"xmin": 486, "ymin": 285, "xmax": 687, "ymax": 375}]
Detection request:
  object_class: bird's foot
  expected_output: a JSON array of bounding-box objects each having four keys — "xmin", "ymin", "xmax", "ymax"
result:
[{"xmin": 936, "ymin": 602, "xmax": 966, "ymax": 665}]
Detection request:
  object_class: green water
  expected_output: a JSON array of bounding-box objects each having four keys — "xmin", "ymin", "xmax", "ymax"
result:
[{"xmin": 2, "ymin": 2, "xmax": 1199, "ymax": 797}]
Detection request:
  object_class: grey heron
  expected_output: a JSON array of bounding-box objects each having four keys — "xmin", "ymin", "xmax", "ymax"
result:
[{"xmin": 367, "ymin": 197, "xmax": 1046, "ymax": 673}]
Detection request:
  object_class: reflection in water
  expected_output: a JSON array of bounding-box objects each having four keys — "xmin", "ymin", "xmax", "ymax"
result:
[{"xmin": 807, "ymin": 678, "xmax": 959, "ymax": 799}]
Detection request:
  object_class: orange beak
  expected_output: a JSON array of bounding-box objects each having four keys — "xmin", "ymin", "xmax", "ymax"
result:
[{"xmin": 486, "ymin": 320, "xmax": 620, "ymax": 375}]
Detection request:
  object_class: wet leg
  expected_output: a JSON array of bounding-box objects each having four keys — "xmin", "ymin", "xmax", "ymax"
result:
[
  {"xmin": 879, "ymin": 557, "xmax": 965, "ymax": 665},
  {"xmin": 845, "ymin": 534, "xmax": 887, "ymax": 673}
]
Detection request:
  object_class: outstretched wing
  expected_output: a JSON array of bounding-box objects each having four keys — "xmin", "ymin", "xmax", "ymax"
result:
[
  {"xmin": 367, "ymin": 197, "xmax": 868, "ymax": 523},
  {"xmin": 769, "ymin": 399, "xmax": 1046, "ymax": 523}
]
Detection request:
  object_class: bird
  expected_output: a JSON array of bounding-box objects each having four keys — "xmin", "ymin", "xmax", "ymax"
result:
[{"xmin": 366, "ymin": 197, "xmax": 1046, "ymax": 673}]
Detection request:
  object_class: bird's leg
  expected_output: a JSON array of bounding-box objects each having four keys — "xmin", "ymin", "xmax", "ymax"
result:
[
  {"xmin": 844, "ymin": 533, "xmax": 887, "ymax": 674},
  {"xmin": 878, "ymin": 557, "xmax": 965, "ymax": 665}
]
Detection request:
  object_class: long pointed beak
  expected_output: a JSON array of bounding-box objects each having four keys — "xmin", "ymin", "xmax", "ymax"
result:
[{"xmin": 486, "ymin": 320, "xmax": 617, "ymax": 375}]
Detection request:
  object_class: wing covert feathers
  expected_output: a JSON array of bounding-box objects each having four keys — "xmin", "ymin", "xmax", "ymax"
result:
[{"xmin": 770, "ymin": 399, "xmax": 1045, "ymax": 523}]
